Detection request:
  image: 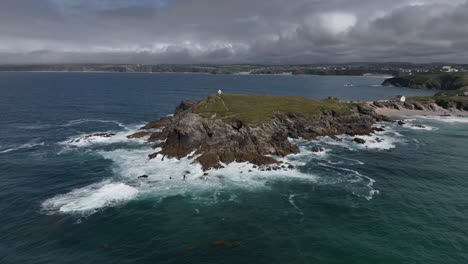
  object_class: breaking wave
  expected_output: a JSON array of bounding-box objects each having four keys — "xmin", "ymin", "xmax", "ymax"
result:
[
  {"xmin": 61, "ymin": 119, "xmax": 127, "ymax": 128},
  {"xmin": 41, "ymin": 181, "xmax": 138, "ymax": 216},
  {"xmin": 44, "ymin": 119, "xmax": 432, "ymax": 217},
  {"xmin": 412, "ymin": 116, "xmax": 468, "ymax": 124},
  {"xmin": 315, "ymin": 125, "xmax": 405, "ymax": 151},
  {"xmin": 0, "ymin": 141, "xmax": 45, "ymax": 153}
]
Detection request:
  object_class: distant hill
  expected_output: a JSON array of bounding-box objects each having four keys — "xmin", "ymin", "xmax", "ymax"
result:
[{"xmin": 382, "ymin": 73, "xmax": 468, "ymax": 91}]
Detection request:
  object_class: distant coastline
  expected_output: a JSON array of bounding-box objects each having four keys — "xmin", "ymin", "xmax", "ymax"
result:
[{"xmin": 0, "ymin": 63, "xmax": 406, "ymax": 76}]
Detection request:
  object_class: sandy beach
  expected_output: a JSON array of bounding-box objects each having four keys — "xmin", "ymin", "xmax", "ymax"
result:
[{"xmin": 375, "ymin": 107, "xmax": 468, "ymax": 117}]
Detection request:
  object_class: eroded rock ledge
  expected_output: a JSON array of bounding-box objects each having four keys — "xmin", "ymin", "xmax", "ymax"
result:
[
  {"xmin": 128, "ymin": 94, "xmax": 388, "ymax": 170},
  {"xmin": 369, "ymin": 98, "xmax": 468, "ymax": 112}
]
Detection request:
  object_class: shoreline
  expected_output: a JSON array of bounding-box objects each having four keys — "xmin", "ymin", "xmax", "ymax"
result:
[{"xmin": 374, "ymin": 107, "xmax": 468, "ymax": 117}]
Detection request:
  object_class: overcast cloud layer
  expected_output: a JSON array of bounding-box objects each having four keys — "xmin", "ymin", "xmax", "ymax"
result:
[{"xmin": 1, "ymin": 0, "xmax": 468, "ymax": 64}]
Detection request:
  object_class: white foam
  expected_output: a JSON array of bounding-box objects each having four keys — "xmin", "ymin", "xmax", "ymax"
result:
[
  {"xmin": 41, "ymin": 181, "xmax": 138, "ymax": 215},
  {"xmin": 402, "ymin": 123, "xmax": 437, "ymax": 131},
  {"xmin": 318, "ymin": 162, "xmax": 379, "ymax": 200},
  {"xmin": 0, "ymin": 141, "xmax": 45, "ymax": 153},
  {"xmin": 61, "ymin": 124, "xmax": 148, "ymax": 148},
  {"xmin": 317, "ymin": 130, "xmax": 403, "ymax": 151},
  {"xmin": 61, "ymin": 119, "xmax": 126, "ymax": 128},
  {"xmin": 17, "ymin": 123, "xmax": 52, "ymax": 130},
  {"xmin": 288, "ymin": 194, "xmax": 304, "ymax": 214},
  {"xmin": 413, "ymin": 115, "xmax": 468, "ymax": 124},
  {"xmin": 99, "ymin": 147, "xmax": 318, "ymax": 192},
  {"xmin": 45, "ymin": 144, "xmax": 322, "ymax": 217},
  {"xmin": 49, "ymin": 126, "xmax": 397, "ymax": 217}
]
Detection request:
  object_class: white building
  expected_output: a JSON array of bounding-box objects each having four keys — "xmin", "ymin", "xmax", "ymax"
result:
[
  {"xmin": 395, "ymin": 95, "xmax": 406, "ymax": 102},
  {"xmin": 441, "ymin": 66, "xmax": 459, "ymax": 73}
]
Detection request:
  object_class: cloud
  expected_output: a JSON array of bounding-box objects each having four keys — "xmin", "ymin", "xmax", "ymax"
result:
[{"xmin": 0, "ymin": 0, "xmax": 467, "ymax": 63}]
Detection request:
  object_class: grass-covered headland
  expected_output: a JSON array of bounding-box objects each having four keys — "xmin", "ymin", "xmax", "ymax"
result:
[{"xmin": 192, "ymin": 93, "xmax": 356, "ymax": 123}]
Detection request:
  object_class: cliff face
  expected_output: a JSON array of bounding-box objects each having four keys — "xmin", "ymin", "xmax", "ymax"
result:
[
  {"xmin": 131, "ymin": 95, "xmax": 387, "ymax": 170},
  {"xmin": 382, "ymin": 73, "xmax": 468, "ymax": 91}
]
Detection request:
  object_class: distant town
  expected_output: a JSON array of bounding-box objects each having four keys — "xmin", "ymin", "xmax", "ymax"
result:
[{"xmin": 0, "ymin": 63, "xmax": 466, "ymax": 77}]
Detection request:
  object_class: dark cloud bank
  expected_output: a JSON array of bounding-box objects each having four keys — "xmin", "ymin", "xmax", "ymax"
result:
[{"xmin": 0, "ymin": 0, "xmax": 467, "ymax": 64}]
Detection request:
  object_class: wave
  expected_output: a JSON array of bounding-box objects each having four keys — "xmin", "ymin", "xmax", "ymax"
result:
[
  {"xmin": 17, "ymin": 123, "xmax": 53, "ymax": 130},
  {"xmin": 44, "ymin": 145, "xmax": 319, "ymax": 216},
  {"xmin": 60, "ymin": 124, "xmax": 148, "ymax": 148},
  {"xmin": 47, "ymin": 123, "xmax": 403, "ymax": 217},
  {"xmin": 317, "ymin": 130, "xmax": 403, "ymax": 151},
  {"xmin": 0, "ymin": 141, "xmax": 45, "ymax": 153},
  {"xmin": 41, "ymin": 181, "xmax": 138, "ymax": 216},
  {"xmin": 61, "ymin": 119, "xmax": 126, "ymax": 128},
  {"xmin": 412, "ymin": 115, "xmax": 468, "ymax": 124},
  {"xmin": 318, "ymin": 162, "xmax": 379, "ymax": 200},
  {"xmin": 288, "ymin": 194, "xmax": 305, "ymax": 214},
  {"xmin": 402, "ymin": 124, "xmax": 437, "ymax": 131}
]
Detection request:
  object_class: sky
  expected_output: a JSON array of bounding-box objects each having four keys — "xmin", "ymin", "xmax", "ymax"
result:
[{"xmin": 0, "ymin": 0, "xmax": 468, "ymax": 64}]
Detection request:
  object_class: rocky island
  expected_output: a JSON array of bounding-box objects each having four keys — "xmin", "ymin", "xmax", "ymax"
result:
[{"xmin": 127, "ymin": 94, "xmax": 388, "ymax": 170}]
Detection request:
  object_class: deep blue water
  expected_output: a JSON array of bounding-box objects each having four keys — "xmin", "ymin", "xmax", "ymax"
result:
[{"xmin": 1, "ymin": 72, "xmax": 467, "ymax": 264}]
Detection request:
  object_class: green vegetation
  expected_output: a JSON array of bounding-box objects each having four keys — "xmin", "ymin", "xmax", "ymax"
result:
[
  {"xmin": 384, "ymin": 72, "xmax": 468, "ymax": 91},
  {"xmin": 193, "ymin": 93, "xmax": 355, "ymax": 123},
  {"xmin": 407, "ymin": 95, "xmax": 468, "ymax": 105}
]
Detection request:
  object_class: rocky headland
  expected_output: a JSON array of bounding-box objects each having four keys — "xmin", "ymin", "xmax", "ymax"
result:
[
  {"xmin": 382, "ymin": 73, "xmax": 468, "ymax": 90},
  {"xmin": 127, "ymin": 94, "xmax": 388, "ymax": 171}
]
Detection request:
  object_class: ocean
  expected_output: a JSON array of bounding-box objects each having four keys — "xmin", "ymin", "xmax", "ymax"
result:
[{"xmin": 1, "ymin": 72, "xmax": 467, "ymax": 264}]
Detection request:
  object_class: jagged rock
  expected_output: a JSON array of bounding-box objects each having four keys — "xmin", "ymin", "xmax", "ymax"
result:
[
  {"xmin": 147, "ymin": 132, "xmax": 167, "ymax": 142},
  {"xmin": 148, "ymin": 152, "xmax": 159, "ymax": 159},
  {"xmin": 195, "ymin": 153, "xmax": 225, "ymax": 171},
  {"xmin": 354, "ymin": 137, "xmax": 366, "ymax": 144},
  {"xmin": 141, "ymin": 117, "xmax": 172, "ymax": 130},
  {"xmin": 311, "ymin": 146, "xmax": 324, "ymax": 152},
  {"xmin": 69, "ymin": 132, "xmax": 116, "ymax": 143},
  {"xmin": 373, "ymin": 127, "xmax": 385, "ymax": 132},
  {"xmin": 152, "ymin": 142, "xmax": 165, "ymax": 149},
  {"xmin": 329, "ymin": 135, "xmax": 343, "ymax": 142},
  {"xmin": 398, "ymin": 121, "xmax": 406, "ymax": 126},
  {"xmin": 175, "ymin": 100, "xmax": 195, "ymax": 114},
  {"xmin": 138, "ymin": 175, "xmax": 149, "ymax": 179},
  {"xmin": 127, "ymin": 131, "xmax": 150, "ymax": 139}
]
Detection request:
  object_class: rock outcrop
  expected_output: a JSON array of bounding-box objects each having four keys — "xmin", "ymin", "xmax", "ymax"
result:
[
  {"xmin": 370, "ymin": 99, "xmax": 468, "ymax": 113},
  {"xmin": 130, "ymin": 95, "xmax": 387, "ymax": 170}
]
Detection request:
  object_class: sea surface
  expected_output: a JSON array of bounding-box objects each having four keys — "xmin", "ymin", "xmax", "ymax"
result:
[{"xmin": 0, "ymin": 72, "xmax": 467, "ymax": 264}]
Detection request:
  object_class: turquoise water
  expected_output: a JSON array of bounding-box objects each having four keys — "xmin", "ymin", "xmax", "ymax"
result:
[{"xmin": 1, "ymin": 72, "xmax": 467, "ymax": 263}]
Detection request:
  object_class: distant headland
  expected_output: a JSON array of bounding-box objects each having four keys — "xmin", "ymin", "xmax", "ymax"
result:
[{"xmin": 378, "ymin": 72, "xmax": 468, "ymax": 115}]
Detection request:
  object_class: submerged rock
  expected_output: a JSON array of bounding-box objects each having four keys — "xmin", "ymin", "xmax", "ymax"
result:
[
  {"xmin": 311, "ymin": 146, "xmax": 324, "ymax": 152},
  {"xmin": 353, "ymin": 137, "xmax": 366, "ymax": 144},
  {"xmin": 69, "ymin": 132, "xmax": 116, "ymax": 143}
]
